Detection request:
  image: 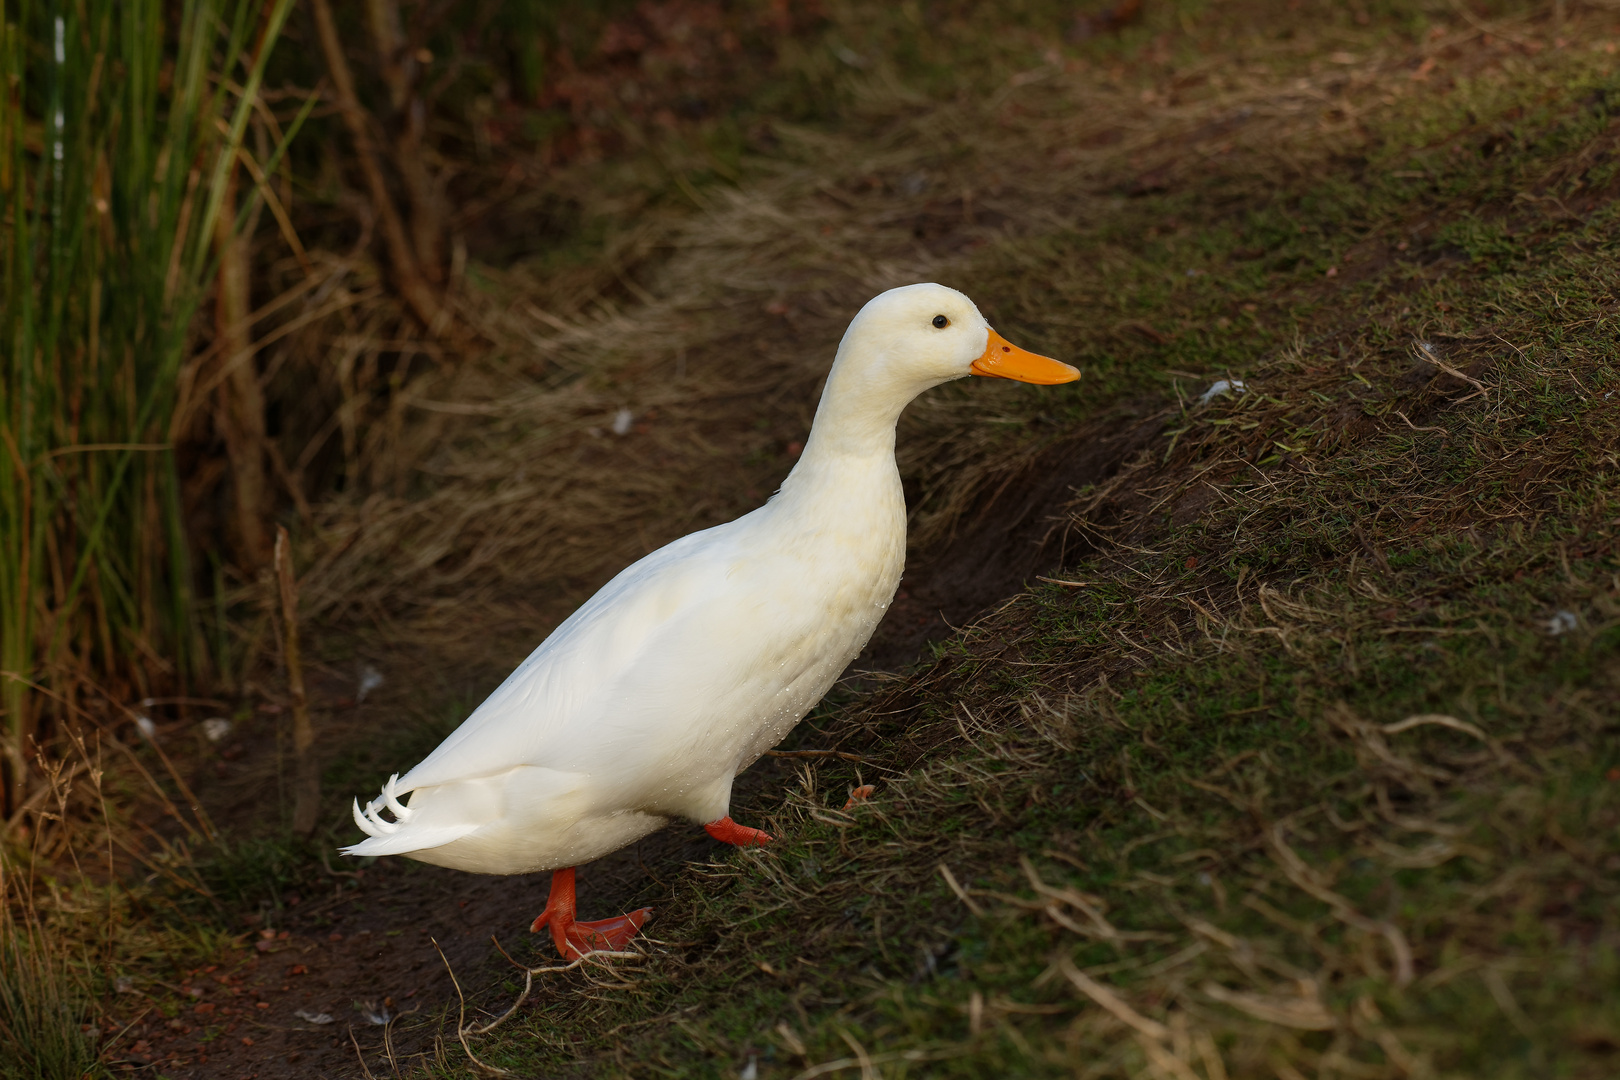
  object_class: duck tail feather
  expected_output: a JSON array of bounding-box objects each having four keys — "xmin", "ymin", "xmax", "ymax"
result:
[
  {"xmin": 339, "ymin": 821, "xmax": 479, "ymax": 858},
  {"xmin": 350, "ymin": 774, "xmax": 422, "ymax": 836},
  {"xmin": 342, "ymin": 776, "xmax": 479, "ymax": 858},
  {"xmin": 351, "ymin": 798, "xmax": 381, "ymax": 837}
]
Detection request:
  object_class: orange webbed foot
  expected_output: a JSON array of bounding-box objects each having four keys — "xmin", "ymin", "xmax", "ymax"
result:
[
  {"xmin": 842, "ymin": 784, "xmax": 875, "ymax": 811},
  {"xmin": 704, "ymin": 815, "xmax": 773, "ymax": 847},
  {"xmin": 562, "ymin": 910, "xmax": 652, "ymax": 960},
  {"xmin": 530, "ymin": 867, "xmax": 652, "ymax": 962}
]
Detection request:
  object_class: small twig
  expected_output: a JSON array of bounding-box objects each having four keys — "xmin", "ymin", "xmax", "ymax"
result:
[
  {"xmin": 1266, "ymin": 823, "xmax": 1414, "ymax": 987},
  {"xmin": 1393, "ymin": 410, "xmax": 1447, "ymax": 435},
  {"xmin": 477, "ymin": 936, "xmax": 561, "ymax": 1036},
  {"xmin": 383, "ymin": 1004, "xmax": 410, "ymax": 1078},
  {"xmin": 836, "ymin": 1028, "xmax": 878, "ymax": 1080},
  {"xmin": 4, "ymin": 762, "xmax": 82, "ymax": 831},
  {"xmin": 432, "ymin": 937, "xmax": 513, "ymax": 1076},
  {"xmin": 118, "ymin": 705, "xmax": 221, "ymax": 843},
  {"xmin": 1414, "ymin": 343, "xmax": 1489, "ymax": 398},
  {"xmin": 318, "ymin": 846, "xmax": 363, "ymax": 881},
  {"xmin": 98, "ymin": 1004, "xmax": 156, "ymax": 1060},
  {"xmin": 1381, "ymin": 713, "xmax": 1485, "ymax": 741},
  {"xmin": 106, "ymin": 826, "xmax": 216, "ymax": 902},
  {"xmin": 1138, "ymin": 1032, "xmax": 1205, "ymax": 1080},
  {"xmin": 1482, "ymin": 966, "xmax": 1535, "ymax": 1037},
  {"xmin": 1018, "ymin": 855, "xmax": 1133, "ymax": 943},
  {"xmin": 349, "ymin": 1025, "xmax": 380, "ymax": 1080},
  {"xmin": 1444, "ymin": 0, "xmax": 1535, "ymax": 47},
  {"xmin": 937, "ymin": 863, "xmax": 985, "ymax": 917}
]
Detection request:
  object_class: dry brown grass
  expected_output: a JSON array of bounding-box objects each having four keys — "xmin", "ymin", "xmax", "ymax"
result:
[{"xmin": 277, "ymin": 6, "xmax": 1480, "ymax": 676}]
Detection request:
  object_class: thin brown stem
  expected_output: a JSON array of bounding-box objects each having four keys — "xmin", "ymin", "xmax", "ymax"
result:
[
  {"xmin": 364, "ymin": 0, "xmax": 445, "ymax": 281},
  {"xmin": 309, "ymin": 0, "xmax": 442, "ymax": 331},
  {"xmin": 274, "ymin": 527, "xmax": 319, "ymax": 835},
  {"xmin": 214, "ymin": 159, "xmax": 272, "ymax": 571}
]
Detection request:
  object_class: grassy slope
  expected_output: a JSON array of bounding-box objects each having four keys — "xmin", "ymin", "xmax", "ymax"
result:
[
  {"xmin": 42, "ymin": 3, "xmax": 1618, "ymax": 1078},
  {"xmin": 436, "ymin": 7, "xmax": 1620, "ymax": 1080}
]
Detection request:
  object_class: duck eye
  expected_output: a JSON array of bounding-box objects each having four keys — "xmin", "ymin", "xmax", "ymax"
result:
[{"xmin": 932, "ymin": 315, "xmax": 949, "ymax": 329}]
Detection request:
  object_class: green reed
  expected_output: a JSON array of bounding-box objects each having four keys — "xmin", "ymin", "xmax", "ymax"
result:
[{"xmin": 0, "ymin": 0, "xmax": 294, "ymax": 806}]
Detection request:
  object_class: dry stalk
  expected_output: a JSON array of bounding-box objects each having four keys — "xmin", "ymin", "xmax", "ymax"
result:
[
  {"xmin": 1135, "ymin": 1033, "xmax": 1202, "ymax": 1080},
  {"xmin": 1198, "ymin": 981, "xmax": 1335, "ymax": 1031},
  {"xmin": 1326, "ymin": 705, "xmax": 1452, "ymax": 787},
  {"xmin": 1054, "ymin": 951, "xmax": 1238, "ymax": 1080},
  {"xmin": 1413, "ymin": 343, "xmax": 1489, "ymax": 401},
  {"xmin": 308, "ymin": 0, "xmax": 440, "ymax": 331},
  {"xmin": 835, "ymin": 1028, "xmax": 879, "ymax": 1080},
  {"xmin": 1019, "ymin": 856, "xmax": 1163, "ymax": 946},
  {"xmin": 1056, "ymin": 955, "xmax": 1169, "ymax": 1042},
  {"xmin": 348, "ymin": 1024, "xmax": 381, "ymax": 1080},
  {"xmin": 788, "ymin": 1047, "xmax": 953, "ymax": 1080},
  {"xmin": 363, "ymin": 0, "xmax": 446, "ymax": 285},
  {"xmin": 3, "ymin": 762, "xmax": 83, "ymax": 834},
  {"xmin": 274, "ymin": 526, "xmax": 319, "ymax": 835},
  {"xmin": 212, "ymin": 140, "xmax": 272, "ymax": 571},
  {"xmin": 936, "ymin": 863, "xmax": 984, "ymax": 917}
]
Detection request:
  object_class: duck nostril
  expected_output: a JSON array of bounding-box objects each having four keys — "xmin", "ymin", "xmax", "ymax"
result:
[{"xmin": 1001, "ymin": 346, "xmax": 1010, "ymax": 353}]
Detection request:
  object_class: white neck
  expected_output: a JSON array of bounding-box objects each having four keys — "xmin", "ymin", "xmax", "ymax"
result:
[{"xmin": 775, "ymin": 343, "xmax": 953, "ymax": 504}]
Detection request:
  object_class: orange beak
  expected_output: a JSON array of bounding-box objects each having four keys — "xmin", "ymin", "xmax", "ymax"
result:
[{"xmin": 970, "ymin": 329, "xmax": 1079, "ymax": 384}]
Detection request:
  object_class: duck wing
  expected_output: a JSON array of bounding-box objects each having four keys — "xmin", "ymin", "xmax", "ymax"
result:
[{"xmin": 389, "ymin": 512, "xmax": 854, "ymax": 801}]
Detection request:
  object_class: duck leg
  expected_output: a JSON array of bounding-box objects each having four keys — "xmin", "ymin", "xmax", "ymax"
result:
[
  {"xmin": 530, "ymin": 867, "xmax": 652, "ymax": 961},
  {"xmin": 704, "ymin": 816, "xmax": 773, "ymax": 846}
]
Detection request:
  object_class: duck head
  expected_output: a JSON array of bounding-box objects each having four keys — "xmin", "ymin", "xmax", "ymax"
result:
[{"xmin": 808, "ymin": 284, "xmax": 1079, "ymax": 451}]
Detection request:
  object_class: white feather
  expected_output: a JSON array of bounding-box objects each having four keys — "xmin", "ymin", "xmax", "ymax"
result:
[
  {"xmin": 382, "ymin": 774, "xmax": 413, "ymax": 821},
  {"xmin": 351, "ymin": 799, "xmax": 380, "ymax": 838}
]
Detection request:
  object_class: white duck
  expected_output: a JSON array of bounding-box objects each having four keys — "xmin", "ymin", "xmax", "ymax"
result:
[{"xmin": 344, "ymin": 283, "xmax": 1077, "ymax": 960}]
